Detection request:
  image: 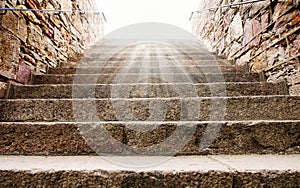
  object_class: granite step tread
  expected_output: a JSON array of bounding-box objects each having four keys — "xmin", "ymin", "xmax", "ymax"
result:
[
  {"xmin": 61, "ymin": 58, "xmax": 232, "ymax": 68},
  {"xmin": 88, "ymin": 47, "xmax": 209, "ymax": 50},
  {"xmin": 75, "ymin": 59, "xmax": 230, "ymax": 66},
  {"xmin": 0, "ymin": 154, "xmax": 299, "ymax": 171},
  {"xmin": 81, "ymin": 55, "xmax": 218, "ymax": 61},
  {"xmin": 87, "ymin": 44, "xmax": 208, "ymax": 49},
  {"xmin": 71, "ymin": 59, "xmax": 229, "ymax": 64},
  {"xmin": 48, "ymin": 65, "xmax": 247, "ymax": 74},
  {"xmin": 0, "ymin": 96, "xmax": 299, "ymax": 122},
  {"xmin": 84, "ymin": 52, "xmax": 213, "ymax": 56},
  {"xmin": 8, "ymin": 82, "xmax": 288, "ymax": 99},
  {"xmin": 0, "ymin": 155, "xmax": 299, "ymax": 187},
  {"xmin": 0, "ymin": 120, "xmax": 299, "ymax": 155},
  {"xmin": 31, "ymin": 73, "xmax": 264, "ymax": 84},
  {"xmin": 83, "ymin": 50, "xmax": 214, "ymax": 56}
]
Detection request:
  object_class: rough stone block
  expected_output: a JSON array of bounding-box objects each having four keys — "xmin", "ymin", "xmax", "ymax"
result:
[
  {"xmin": 58, "ymin": 13, "xmax": 69, "ymax": 28},
  {"xmin": 60, "ymin": 0, "xmax": 72, "ymax": 18},
  {"xmin": 249, "ymin": 1, "xmax": 270, "ymax": 17},
  {"xmin": 228, "ymin": 13, "xmax": 243, "ymax": 42},
  {"xmin": 291, "ymin": 39, "xmax": 300, "ymax": 57},
  {"xmin": 237, "ymin": 50, "xmax": 251, "ymax": 66},
  {"xmin": 37, "ymin": 37, "xmax": 58, "ymax": 67},
  {"xmin": 0, "ymin": 31, "xmax": 20, "ymax": 79},
  {"xmin": 242, "ymin": 19, "xmax": 253, "ymax": 48},
  {"xmin": 0, "ymin": 1, "xmax": 5, "ymax": 15},
  {"xmin": 261, "ymin": 12, "xmax": 270, "ymax": 29},
  {"xmin": 2, "ymin": 11, "xmax": 27, "ymax": 43},
  {"xmin": 16, "ymin": 60, "xmax": 34, "ymax": 84},
  {"xmin": 289, "ymin": 84, "xmax": 300, "ymax": 96},
  {"xmin": 72, "ymin": 13, "xmax": 84, "ymax": 34},
  {"xmin": 27, "ymin": 22, "xmax": 43, "ymax": 49},
  {"xmin": 53, "ymin": 27, "xmax": 64, "ymax": 47},
  {"xmin": 252, "ymin": 53, "xmax": 268, "ymax": 72},
  {"xmin": 36, "ymin": 61, "xmax": 48, "ymax": 74},
  {"xmin": 229, "ymin": 42, "xmax": 241, "ymax": 58},
  {"xmin": 251, "ymin": 19, "xmax": 262, "ymax": 46},
  {"xmin": 0, "ymin": 82, "xmax": 8, "ymax": 99}
]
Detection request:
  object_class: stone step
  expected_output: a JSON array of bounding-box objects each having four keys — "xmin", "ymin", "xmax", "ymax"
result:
[
  {"xmin": 72, "ymin": 59, "xmax": 232, "ymax": 68},
  {"xmin": 0, "ymin": 96, "xmax": 299, "ymax": 122},
  {"xmin": 31, "ymin": 73, "xmax": 263, "ymax": 85},
  {"xmin": 87, "ymin": 42, "xmax": 211, "ymax": 54},
  {"xmin": 80, "ymin": 55, "xmax": 218, "ymax": 61},
  {"xmin": 92, "ymin": 40, "xmax": 205, "ymax": 44},
  {"xmin": 84, "ymin": 52, "xmax": 214, "ymax": 57},
  {"xmin": 0, "ymin": 155, "xmax": 299, "ymax": 187},
  {"xmin": 7, "ymin": 82, "xmax": 288, "ymax": 99},
  {"xmin": 89, "ymin": 43, "xmax": 207, "ymax": 49},
  {"xmin": 84, "ymin": 48, "xmax": 211, "ymax": 55},
  {"xmin": 49, "ymin": 65, "xmax": 247, "ymax": 75},
  {"xmin": 0, "ymin": 121, "xmax": 299, "ymax": 155},
  {"xmin": 84, "ymin": 51, "xmax": 212, "ymax": 56},
  {"xmin": 84, "ymin": 46, "xmax": 211, "ymax": 53},
  {"xmin": 91, "ymin": 39, "xmax": 204, "ymax": 43},
  {"xmin": 90, "ymin": 44, "xmax": 207, "ymax": 49}
]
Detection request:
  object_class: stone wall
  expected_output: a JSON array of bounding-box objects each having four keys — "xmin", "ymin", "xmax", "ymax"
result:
[
  {"xmin": 192, "ymin": 0, "xmax": 300, "ymax": 95},
  {"xmin": 0, "ymin": 0, "xmax": 104, "ymax": 98}
]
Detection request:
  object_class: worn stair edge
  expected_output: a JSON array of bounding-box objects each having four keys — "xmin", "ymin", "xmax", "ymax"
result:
[
  {"xmin": 0, "ymin": 121, "xmax": 299, "ymax": 155},
  {"xmin": 90, "ymin": 44, "xmax": 208, "ymax": 47},
  {"xmin": 0, "ymin": 155, "xmax": 299, "ymax": 187},
  {"xmin": 48, "ymin": 66, "xmax": 248, "ymax": 75},
  {"xmin": 74, "ymin": 59, "xmax": 231, "ymax": 67},
  {"xmin": 7, "ymin": 82, "xmax": 288, "ymax": 99},
  {"xmin": 62, "ymin": 60, "xmax": 233, "ymax": 68},
  {"xmin": 31, "ymin": 73, "xmax": 264, "ymax": 84},
  {"xmin": 49, "ymin": 65, "xmax": 248, "ymax": 74},
  {"xmin": 1, "ymin": 96, "xmax": 299, "ymax": 122},
  {"xmin": 79, "ymin": 56, "xmax": 219, "ymax": 62},
  {"xmin": 83, "ymin": 54, "xmax": 218, "ymax": 59},
  {"xmin": 85, "ymin": 43, "xmax": 209, "ymax": 47},
  {"xmin": 89, "ymin": 42, "xmax": 208, "ymax": 46},
  {"xmin": 83, "ymin": 52, "xmax": 215, "ymax": 56},
  {"xmin": 87, "ymin": 47, "xmax": 210, "ymax": 50}
]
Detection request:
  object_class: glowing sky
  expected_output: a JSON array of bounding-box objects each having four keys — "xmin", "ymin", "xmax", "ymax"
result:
[{"xmin": 95, "ymin": 0, "xmax": 200, "ymax": 34}]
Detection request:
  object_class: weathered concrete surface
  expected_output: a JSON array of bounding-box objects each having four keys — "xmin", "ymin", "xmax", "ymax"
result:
[
  {"xmin": 0, "ymin": 121, "xmax": 299, "ymax": 155},
  {"xmin": 0, "ymin": 155, "xmax": 299, "ymax": 187},
  {"xmin": 192, "ymin": 0, "xmax": 300, "ymax": 95}
]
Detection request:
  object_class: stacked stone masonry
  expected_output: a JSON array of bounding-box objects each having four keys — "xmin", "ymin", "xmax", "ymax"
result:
[
  {"xmin": 0, "ymin": 0, "xmax": 104, "ymax": 98},
  {"xmin": 192, "ymin": 0, "xmax": 300, "ymax": 95}
]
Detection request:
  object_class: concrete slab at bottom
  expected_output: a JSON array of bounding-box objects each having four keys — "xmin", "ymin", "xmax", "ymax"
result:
[{"xmin": 0, "ymin": 155, "xmax": 299, "ymax": 187}]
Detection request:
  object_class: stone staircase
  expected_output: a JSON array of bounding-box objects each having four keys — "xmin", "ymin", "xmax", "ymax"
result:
[{"xmin": 0, "ymin": 39, "xmax": 299, "ymax": 187}]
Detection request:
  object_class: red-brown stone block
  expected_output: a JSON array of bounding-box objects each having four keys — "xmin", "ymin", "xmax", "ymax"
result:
[{"xmin": 16, "ymin": 60, "xmax": 35, "ymax": 84}]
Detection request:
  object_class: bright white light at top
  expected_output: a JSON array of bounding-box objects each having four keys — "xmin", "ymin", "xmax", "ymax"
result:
[{"xmin": 95, "ymin": 0, "xmax": 200, "ymax": 34}]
